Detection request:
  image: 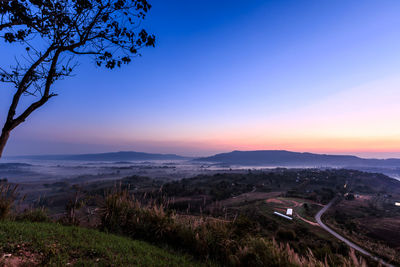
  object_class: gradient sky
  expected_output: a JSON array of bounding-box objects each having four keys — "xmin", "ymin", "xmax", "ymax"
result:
[{"xmin": 1, "ymin": 0, "xmax": 400, "ymax": 158}]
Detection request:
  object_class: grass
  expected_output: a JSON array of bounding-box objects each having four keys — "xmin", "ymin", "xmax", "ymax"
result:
[
  {"xmin": 231, "ymin": 199, "xmax": 355, "ymax": 265},
  {"xmin": 295, "ymin": 202, "xmax": 322, "ymax": 223},
  {"xmin": 1, "ymin": 169, "xmax": 387, "ymax": 266},
  {"xmin": 97, "ymin": 189, "xmax": 367, "ymax": 266},
  {"xmin": 0, "ymin": 221, "xmax": 202, "ymax": 266}
]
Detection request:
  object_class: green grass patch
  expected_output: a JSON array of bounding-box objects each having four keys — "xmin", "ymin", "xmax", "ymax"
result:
[
  {"xmin": 0, "ymin": 221, "xmax": 202, "ymax": 266},
  {"xmin": 295, "ymin": 203, "xmax": 322, "ymax": 222}
]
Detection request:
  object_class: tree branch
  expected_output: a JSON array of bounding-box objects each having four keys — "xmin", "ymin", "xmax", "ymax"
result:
[
  {"xmin": 11, "ymin": 93, "xmax": 57, "ymax": 130},
  {"xmin": 68, "ymin": 49, "xmax": 101, "ymax": 55},
  {"xmin": 6, "ymin": 44, "xmax": 56, "ymax": 123}
]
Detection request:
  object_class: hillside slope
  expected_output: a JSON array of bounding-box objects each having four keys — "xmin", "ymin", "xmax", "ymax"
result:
[
  {"xmin": 195, "ymin": 150, "xmax": 400, "ymax": 167},
  {"xmin": 0, "ymin": 221, "xmax": 200, "ymax": 266},
  {"xmin": 12, "ymin": 151, "xmax": 188, "ymax": 161}
]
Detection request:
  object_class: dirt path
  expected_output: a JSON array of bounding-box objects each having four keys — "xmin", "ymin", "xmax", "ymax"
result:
[{"xmin": 295, "ymin": 213, "xmax": 319, "ymax": 226}]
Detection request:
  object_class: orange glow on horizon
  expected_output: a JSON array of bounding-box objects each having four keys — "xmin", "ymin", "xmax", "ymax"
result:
[{"xmin": 180, "ymin": 136, "xmax": 400, "ymax": 155}]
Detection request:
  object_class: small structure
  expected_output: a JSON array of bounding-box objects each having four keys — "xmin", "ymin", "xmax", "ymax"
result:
[
  {"xmin": 273, "ymin": 211, "xmax": 293, "ymax": 220},
  {"xmin": 286, "ymin": 208, "xmax": 293, "ymax": 216}
]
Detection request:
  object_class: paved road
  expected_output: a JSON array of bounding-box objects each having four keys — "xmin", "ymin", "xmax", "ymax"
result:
[{"xmin": 315, "ymin": 198, "xmax": 394, "ymax": 267}]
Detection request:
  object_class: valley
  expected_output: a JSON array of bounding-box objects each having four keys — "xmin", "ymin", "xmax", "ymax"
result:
[{"xmin": 1, "ymin": 157, "xmax": 399, "ymax": 266}]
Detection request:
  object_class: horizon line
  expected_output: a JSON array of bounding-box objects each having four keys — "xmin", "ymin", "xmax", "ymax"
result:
[{"xmin": 4, "ymin": 149, "xmax": 400, "ymax": 161}]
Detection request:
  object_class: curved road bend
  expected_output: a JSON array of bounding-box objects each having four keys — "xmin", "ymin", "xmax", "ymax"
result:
[{"xmin": 315, "ymin": 198, "xmax": 394, "ymax": 267}]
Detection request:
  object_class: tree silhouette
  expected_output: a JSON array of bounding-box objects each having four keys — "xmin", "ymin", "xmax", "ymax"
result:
[{"xmin": 0, "ymin": 0, "xmax": 155, "ymax": 157}]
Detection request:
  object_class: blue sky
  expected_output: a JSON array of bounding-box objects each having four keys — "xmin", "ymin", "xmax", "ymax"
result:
[{"xmin": 1, "ymin": 0, "xmax": 400, "ymax": 157}]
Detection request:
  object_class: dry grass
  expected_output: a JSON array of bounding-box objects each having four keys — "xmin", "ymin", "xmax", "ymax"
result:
[
  {"xmin": 0, "ymin": 183, "xmax": 19, "ymax": 220},
  {"xmin": 98, "ymin": 188, "xmax": 368, "ymax": 267}
]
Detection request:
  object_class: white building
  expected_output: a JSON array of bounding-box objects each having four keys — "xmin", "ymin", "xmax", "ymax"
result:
[{"xmin": 286, "ymin": 208, "xmax": 293, "ymax": 216}]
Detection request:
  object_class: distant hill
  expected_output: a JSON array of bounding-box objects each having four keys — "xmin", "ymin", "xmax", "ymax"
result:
[
  {"xmin": 13, "ymin": 151, "xmax": 188, "ymax": 161},
  {"xmin": 10, "ymin": 150, "xmax": 400, "ymax": 169},
  {"xmin": 194, "ymin": 150, "xmax": 400, "ymax": 168}
]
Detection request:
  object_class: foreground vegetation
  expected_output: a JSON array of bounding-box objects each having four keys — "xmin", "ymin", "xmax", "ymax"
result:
[
  {"xmin": 0, "ymin": 195, "xmax": 364, "ymax": 267},
  {"xmin": 2, "ymin": 168, "xmax": 400, "ymax": 266},
  {"xmin": 0, "ymin": 221, "xmax": 199, "ymax": 266},
  {"xmin": 99, "ymin": 189, "xmax": 334, "ymax": 267}
]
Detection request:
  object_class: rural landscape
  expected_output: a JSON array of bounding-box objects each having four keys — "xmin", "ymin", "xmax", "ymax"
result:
[
  {"xmin": 0, "ymin": 151, "xmax": 399, "ymax": 266},
  {"xmin": 1, "ymin": 0, "xmax": 400, "ymax": 266}
]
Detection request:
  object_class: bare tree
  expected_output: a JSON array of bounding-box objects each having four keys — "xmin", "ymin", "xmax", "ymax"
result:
[{"xmin": 0, "ymin": 0, "xmax": 155, "ymax": 157}]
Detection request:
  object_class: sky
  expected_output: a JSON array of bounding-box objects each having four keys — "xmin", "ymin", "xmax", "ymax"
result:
[{"xmin": 1, "ymin": 0, "xmax": 400, "ymax": 158}]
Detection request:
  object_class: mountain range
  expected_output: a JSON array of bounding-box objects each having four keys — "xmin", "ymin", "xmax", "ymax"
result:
[
  {"xmin": 194, "ymin": 150, "xmax": 400, "ymax": 168},
  {"xmin": 11, "ymin": 151, "xmax": 187, "ymax": 161},
  {"xmin": 9, "ymin": 150, "xmax": 400, "ymax": 168}
]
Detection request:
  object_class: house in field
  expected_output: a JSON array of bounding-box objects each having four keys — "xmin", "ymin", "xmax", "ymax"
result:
[{"xmin": 286, "ymin": 208, "xmax": 293, "ymax": 216}]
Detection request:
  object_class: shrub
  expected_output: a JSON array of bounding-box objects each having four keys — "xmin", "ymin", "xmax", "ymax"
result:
[
  {"xmin": 277, "ymin": 229, "xmax": 297, "ymax": 241},
  {"xmin": 97, "ymin": 189, "xmax": 333, "ymax": 266},
  {"xmin": 60, "ymin": 190, "xmax": 87, "ymax": 226},
  {"xmin": 15, "ymin": 207, "xmax": 50, "ymax": 223},
  {"xmin": 0, "ymin": 183, "xmax": 19, "ymax": 220}
]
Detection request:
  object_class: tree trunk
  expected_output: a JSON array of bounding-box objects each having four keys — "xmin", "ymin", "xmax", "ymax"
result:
[{"xmin": 0, "ymin": 128, "xmax": 10, "ymax": 159}]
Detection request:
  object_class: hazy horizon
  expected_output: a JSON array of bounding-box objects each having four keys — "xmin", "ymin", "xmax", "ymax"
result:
[{"xmin": 4, "ymin": 146, "xmax": 400, "ymax": 160}]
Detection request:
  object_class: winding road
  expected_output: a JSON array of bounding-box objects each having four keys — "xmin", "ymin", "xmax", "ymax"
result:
[{"xmin": 315, "ymin": 198, "xmax": 394, "ymax": 267}]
